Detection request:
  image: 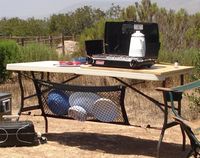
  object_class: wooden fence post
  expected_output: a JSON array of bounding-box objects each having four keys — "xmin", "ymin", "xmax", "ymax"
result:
[
  {"xmin": 21, "ymin": 38, "xmax": 24, "ymax": 46},
  {"xmin": 61, "ymin": 34, "xmax": 65, "ymax": 56},
  {"xmin": 49, "ymin": 35, "xmax": 53, "ymax": 48},
  {"xmin": 37, "ymin": 36, "xmax": 40, "ymax": 43}
]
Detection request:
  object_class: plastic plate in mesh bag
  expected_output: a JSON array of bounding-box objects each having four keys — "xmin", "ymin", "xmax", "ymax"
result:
[
  {"xmin": 92, "ymin": 98, "xmax": 119, "ymax": 122},
  {"xmin": 69, "ymin": 92, "xmax": 101, "ymax": 115},
  {"xmin": 47, "ymin": 89, "xmax": 70, "ymax": 115},
  {"xmin": 68, "ymin": 106, "xmax": 87, "ymax": 121}
]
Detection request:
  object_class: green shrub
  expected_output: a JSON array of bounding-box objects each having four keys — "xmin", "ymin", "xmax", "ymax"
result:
[
  {"xmin": 158, "ymin": 48, "xmax": 199, "ymax": 66},
  {"xmin": 19, "ymin": 43, "xmax": 58, "ymax": 62},
  {"xmin": 0, "ymin": 40, "xmax": 59, "ymax": 83},
  {"xmin": 78, "ymin": 18, "xmax": 106, "ymax": 56},
  {"xmin": 187, "ymin": 48, "xmax": 200, "ymax": 117},
  {"xmin": 0, "ymin": 40, "xmax": 21, "ymax": 82},
  {"xmin": 0, "ymin": 51, "xmax": 6, "ymax": 82}
]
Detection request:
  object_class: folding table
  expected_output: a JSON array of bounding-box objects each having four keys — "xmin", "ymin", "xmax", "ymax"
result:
[{"xmin": 6, "ymin": 61, "xmax": 193, "ymax": 157}]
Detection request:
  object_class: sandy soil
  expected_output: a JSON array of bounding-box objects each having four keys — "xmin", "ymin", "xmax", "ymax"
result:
[
  {"xmin": 0, "ymin": 114, "xmax": 192, "ymax": 158},
  {"xmin": 0, "ymin": 76, "xmax": 196, "ymax": 158}
]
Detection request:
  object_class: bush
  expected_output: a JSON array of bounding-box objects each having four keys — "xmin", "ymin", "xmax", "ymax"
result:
[
  {"xmin": 187, "ymin": 48, "xmax": 200, "ymax": 118},
  {"xmin": 19, "ymin": 43, "xmax": 58, "ymax": 62},
  {"xmin": 0, "ymin": 51, "xmax": 6, "ymax": 82},
  {"xmin": 78, "ymin": 18, "xmax": 106, "ymax": 56},
  {"xmin": 0, "ymin": 40, "xmax": 60, "ymax": 83},
  {"xmin": 0, "ymin": 40, "xmax": 21, "ymax": 82},
  {"xmin": 158, "ymin": 48, "xmax": 199, "ymax": 66}
]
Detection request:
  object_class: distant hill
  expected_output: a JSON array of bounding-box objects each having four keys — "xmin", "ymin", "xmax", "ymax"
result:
[
  {"xmin": 59, "ymin": 0, "xmax": 200, "ymax": 15},
  {"xmin": 59, "ymin": 0, "xmax": 137, "ymax": 13}
]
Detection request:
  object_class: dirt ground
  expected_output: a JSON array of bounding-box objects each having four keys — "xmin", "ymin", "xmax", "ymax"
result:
[
  {"xmin": 0, "ymin": 77, "xmax": 196, "ymax": 158},
  {"xmin": 0, "ymin": 113, "xmax": 192, "ymax": 158}
]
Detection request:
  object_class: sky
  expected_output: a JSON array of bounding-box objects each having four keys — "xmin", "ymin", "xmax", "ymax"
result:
[
  {"xmin": 0, "ymin": 0, "xmax": 73, "ymax": 19},
  {"xmin": 0, "ymin": 0, "xmax": 199, "ymax": 19}
]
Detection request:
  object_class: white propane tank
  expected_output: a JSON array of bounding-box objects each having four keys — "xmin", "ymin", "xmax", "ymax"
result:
[{"xmin": 129, "ymin": 30, "xmax": 146, "ymax": 57}]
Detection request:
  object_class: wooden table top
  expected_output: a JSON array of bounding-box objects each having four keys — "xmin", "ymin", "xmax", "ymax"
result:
[{"xmin": 7, "ymin": 61, "xmax": 193, "ymax": 81}]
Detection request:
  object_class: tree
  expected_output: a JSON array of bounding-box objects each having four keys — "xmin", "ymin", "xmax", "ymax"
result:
[
  {"xmin": 48, "ymin": 6, "xmax": 105, "ymax": 36},
  {"xmin": 135, "ymin": 0, "xmax": 159, "ymax": 22},
  {"xmin": 185, "ymin": 13, "xmax": 200, "ymax": 47},
  {"xmin": 106, "ymin": 3, "xmax": 122, "ymax": 19},
  {"xmin": 0, "ymin": 17, "xmax": 49, "ymax": 36},
  {"xmin": 25, "ymin": 18, "xmax": 49, "ymax": 36},
  {"xmin": 78, "ymin": 18, "xmax": 106, "ymax": 54},
  {"xmin": 49, "ymin": 13, "xmax": 73, "ymax": 35},
  {"xmin": 121, "ymin": 5, "xmax": 137, "ymax": 21}
]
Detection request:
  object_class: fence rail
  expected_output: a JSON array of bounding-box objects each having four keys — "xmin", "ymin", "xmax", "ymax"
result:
[{"xmin": 0, "ymin": 34, "xmax": 77, "ymax": 55}]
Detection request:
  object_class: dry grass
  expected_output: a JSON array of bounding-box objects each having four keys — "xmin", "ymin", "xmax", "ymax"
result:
[
  {"xmin": 0, "ymin": 73, "xmax": 194, "ymax": 125},
  {"xmin": 0, "ymin": 74, "xmax": 196, "ymax": 158}
]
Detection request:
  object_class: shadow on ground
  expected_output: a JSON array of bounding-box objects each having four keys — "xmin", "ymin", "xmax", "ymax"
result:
[{"xmin": 44, "ymin": 132, "xmax": 190, "ymax": 158}]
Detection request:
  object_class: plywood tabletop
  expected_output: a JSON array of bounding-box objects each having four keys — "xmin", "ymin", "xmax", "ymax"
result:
[
  {"xmin": 7, "ymin": 61, "xmax": 193, "ymax": 81},
  {"xmin": 80, "ymin": 64, "xmax": 193, "ymax": 76}
]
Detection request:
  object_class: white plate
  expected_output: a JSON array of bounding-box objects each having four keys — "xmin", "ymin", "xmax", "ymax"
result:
[
  {"xmin": 68, "ymin": 106, "xmax": 87, "ymax": 121},
  {"xmin": 92, "ymin": 98, "xmax": 119, "ymax": 122},
  {"xmin": 69, "ymin": 92, "xmax": 101, "ymax": 114}
]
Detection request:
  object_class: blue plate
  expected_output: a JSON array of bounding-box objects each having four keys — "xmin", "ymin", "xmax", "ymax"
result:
[{"xmin": 47, "ymin": 89, "xmax": 70, "ymax": 115}]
